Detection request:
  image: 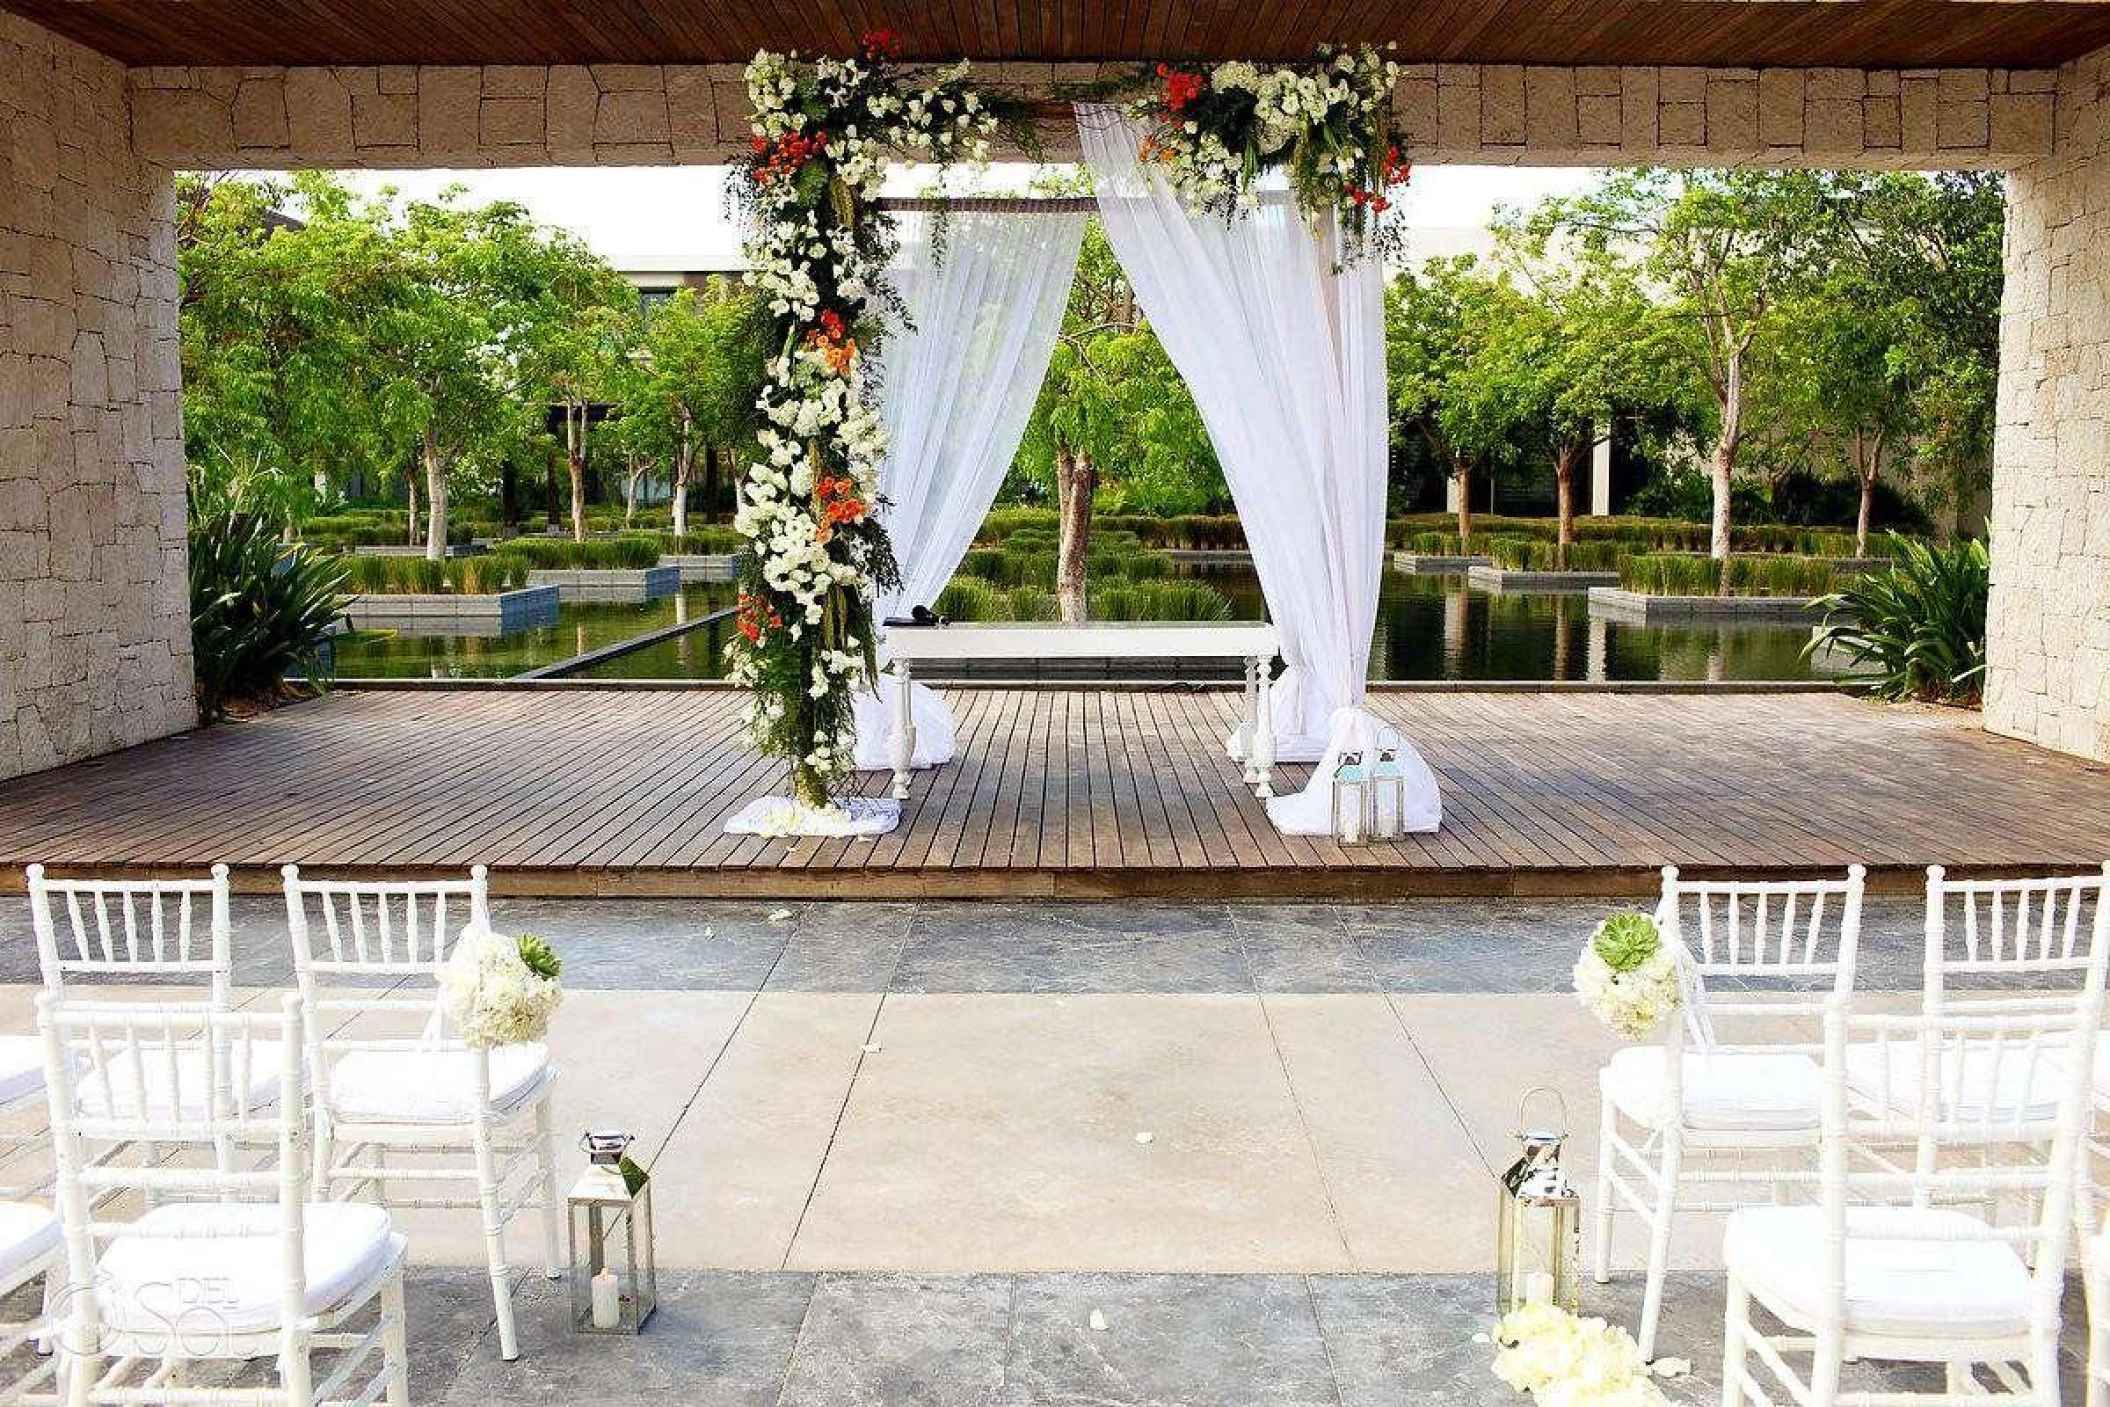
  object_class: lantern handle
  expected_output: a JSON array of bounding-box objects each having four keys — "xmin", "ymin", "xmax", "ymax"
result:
[{"xmin": 1515, "ymin": 1086, "xmax": 1568, "ymax": 1138}]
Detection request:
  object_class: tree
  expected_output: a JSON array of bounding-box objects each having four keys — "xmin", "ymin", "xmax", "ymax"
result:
[
  {"xmin": 1014, "ymin": 221, "xmax": 1221, "ymax": 619},
  {"xmin": 1524, "ymin": 169, "xmax": 1838, "ymax": 579},
  {"xmin": 1485, "ymin": 239, "xmax": 1677, "ymax": 565},
  {"xmin": 516, "ymin": 237, "xmax": 638, "ymax": 541},
  {"xmin": 619, "ymin": 282, "xmax": 769, "ymax": 536},
  {"xmin": 1385, "ymin": 255, "xmax": 1533, "ymax": 549},
  {"xmin": 177, "ymin": 173, "xmax": 408, "ymax": 526}
]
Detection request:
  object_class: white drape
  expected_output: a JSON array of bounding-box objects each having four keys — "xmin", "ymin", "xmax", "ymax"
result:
[
  {"xmin": 1078, "ymin": 104, "xmax": 1439, "ymax": 835},
  {"xmin": 851, "ymin": 208, "xmax": 1088, "ymax": 771}
]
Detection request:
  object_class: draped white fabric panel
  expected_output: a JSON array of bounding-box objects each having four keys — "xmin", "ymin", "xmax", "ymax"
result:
[
  {"xmin": 851, "ymin": 208, "xmax": 1088, "ymax": 771},
  {"xmin": 1077, "ymin": 104, "xmax": 1439, "ymax": 835}
]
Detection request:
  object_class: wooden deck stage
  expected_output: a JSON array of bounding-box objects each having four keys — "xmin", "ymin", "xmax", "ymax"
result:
[{"xmin": 1, "ymin": 688, "xmax": 2106, "ymax": 898}]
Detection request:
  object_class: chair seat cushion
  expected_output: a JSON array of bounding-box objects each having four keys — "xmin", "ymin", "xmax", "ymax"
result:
[
  {"xmin": 1600, "ymin": 1046, "xmax": 1823, "ymax": 1132},
  {"xmin": 0, "ymin": 1037, "xmax": 44, "ymax": 1108},
  {"xmin": 0, "ymin": 1202, "xmax": 59, "ymax": 1285},
  {"xmin": 1725, "ymin": 1205, "xmax": 2031, "ymax": 1340},
  {"xmin": 1844, "ymin": 1041, "xmax": 2068, "ymax": 1125},
  {"xmin": 74, "ymin": 1042, "xmax": 287, "ymax": 1121},
  {"xmin": 326, "ymin": 1043, "xmax": 551, "ymax": 1123},
  {"xmin": 95, "ymin": 1202, "xmax": 402, "ymax": 1336}
]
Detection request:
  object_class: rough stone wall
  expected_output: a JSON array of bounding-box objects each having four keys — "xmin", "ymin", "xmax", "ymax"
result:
[
  {"xmin": 130, "ymin": 60, "xmax": 2055, "ymax": 169},
  {"xmin": 1987, "ymin": 42, "xmax": 2110, "ymax": 762},
  {"xmin": 0, "ymin": 13, "xmax": 193, "ymax": 781}
]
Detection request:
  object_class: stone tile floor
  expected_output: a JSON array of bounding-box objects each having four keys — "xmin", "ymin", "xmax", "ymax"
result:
[
  {"xmin": 0, "ymin": 894, "xmax": 1936, "ymax": 994},
  {"xmin": 401, "ymin": 1267, "xmax": 2084, "ymax": 1406},
  {"xmin": 1, "ymin": 895, "xmax": 2097, "ymax": 1403}
]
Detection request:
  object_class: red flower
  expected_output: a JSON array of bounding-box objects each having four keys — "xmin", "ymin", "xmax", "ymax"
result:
[
  {"xmin": 861, "ymin": 29, "xmax": 901, "ymax": 59},
  {"xmin": 1383, "ymin": 145, "xmax": 1414, "ymax": 186},
  {"xmin": 1160, "ymin": 66, "xmax": 1205, "ymax": 114}
]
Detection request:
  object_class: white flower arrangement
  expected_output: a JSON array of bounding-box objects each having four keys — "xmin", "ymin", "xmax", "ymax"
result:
[
  {"xmin": 1573, "ymin": 911, "xmax": 1683, "ymax": 1041},
  {"xmin": 439, "ymin": 926, "xmax": 563, "ymax": 1049},
  {"xmin": 730, "ymin": 36, "xmax": 1004, "ymax": 807},
  {"xmin": 1125, "ymin": 45, "xmax": 1410, "ymax": 254},
  {"xmin": 1492, "ymin": 1303, "xmax": 1668, "ymax": 1407}
]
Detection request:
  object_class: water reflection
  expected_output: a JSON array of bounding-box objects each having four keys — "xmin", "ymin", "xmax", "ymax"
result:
[{"xmin": 324, "ymin": 568, "xmax": 1836, "ymax": 684}]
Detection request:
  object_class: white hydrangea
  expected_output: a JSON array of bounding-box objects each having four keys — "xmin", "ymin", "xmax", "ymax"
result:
[
  {"xmin": 1573, "ymin": 916, "xmax": 1684, "ymax": 1041},
  {"xmin": 439, "ymin": 926, "xmax": 562, "ymax": 1049}
]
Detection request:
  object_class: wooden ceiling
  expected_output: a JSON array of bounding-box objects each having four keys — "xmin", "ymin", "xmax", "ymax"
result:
[{"xmin": 8, "ymin": 0, "xmax": 2110, "ymax": 69}]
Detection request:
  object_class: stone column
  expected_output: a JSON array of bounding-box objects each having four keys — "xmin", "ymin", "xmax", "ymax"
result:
[
  {"xmin": 0, "ymin": 13, "xmax": 194, "ymax": 780},
  {"xmin": 1987, "ymin": 41, "xmax": 2110, "ymax": 763}
]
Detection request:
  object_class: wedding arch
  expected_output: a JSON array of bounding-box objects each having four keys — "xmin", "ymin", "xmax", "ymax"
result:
[{"xmin": 724, "ymin": 42, "xmax": 1442, "ymax": 840}]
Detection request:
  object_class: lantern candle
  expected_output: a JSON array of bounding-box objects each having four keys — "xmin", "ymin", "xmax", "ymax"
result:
[{"xmin": 591, "ymin": 1268, "xmax": 620, "ymax": 1328}]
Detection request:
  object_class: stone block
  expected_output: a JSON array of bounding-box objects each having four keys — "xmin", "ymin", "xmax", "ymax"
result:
[
  {"xmin": 1938, "ymin": 99, "xmax": 1990, "ymax": 149},
  {"xmin": 1990, "ymin": 93, "xmax": 2053, "ymax": 152},
  {"xmin": 480, "ymin": 96, "xmax": 545, "ymax": 146},
  {"xmin": 1524, "ymin": 67, "xmax": 1577, "ymax": 148},
  {"xmin": 1658, "ymin": 100, "xmax": 1704, "ymax": 147},
  {"xmin": 1757, "ymin": 69, "xmax": 1802, "ymax": 146},
  {"xmin": 1480, "ymin": 66, "xmax": 1525, "ymax": 145},
  {"xmin": 1704, "ymin": 75, "xmax": 1758, "ymax": 150},
  {"xmin": 1619, "ymin": 67, "xmax": 1657, "ymax": 147},
  {"xmin": 418, "ymin": 65, "xmax": 482, "ymax": 154},
  {"xmin": 665, "ymin": 66, "xmax": 717, "ymax": 147},
  {"xmin": 285, "ymin": 66, "xmax": 354, "ymax": 152},
  {"xmin": 352, "ymin": 89, "xmax": 416, "ymax": 147},
  {"xmin": 231, "ymin": 75, "xmax": 289, "ymax": 148},
  {"xmin": 547, "ymin": 67, "xmax": 599, "ymax": 149},
  {"xmin": 596, "ymin": 87, "xmax": 670, "ymax": 144}
]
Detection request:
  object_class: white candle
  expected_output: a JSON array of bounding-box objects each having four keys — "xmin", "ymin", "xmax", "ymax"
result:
[
  {"xmin": 591, "ymin": 1268, "xmax": 621, "ymax": 1328},
  {"xmin": 1524, "ymin": 1270, "xmax": 1555, "ymax": 1306}
]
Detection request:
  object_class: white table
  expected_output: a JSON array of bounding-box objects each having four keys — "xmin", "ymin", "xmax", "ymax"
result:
[{"xmin": 879, "ymin": 621, "xmax": 1282, "ymax": 802}]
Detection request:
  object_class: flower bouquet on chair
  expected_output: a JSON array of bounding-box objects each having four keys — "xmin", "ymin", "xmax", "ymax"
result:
[
  {"xmin": 1572, "ymin": 912, "xmax": 1682, "ymax": 1041},
  {"xmin": 441, "ymin": 928, "xmax": 564, "ymax": 1047}
]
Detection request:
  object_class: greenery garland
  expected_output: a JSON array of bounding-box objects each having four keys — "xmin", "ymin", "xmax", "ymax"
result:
[
  {"xmin": 1122, "ymin": 47, "xmax": 1412, "ymax": 258},
  {"xmin": 727, "ymin": 35, "xmax": 1029, "ymax": 809}
]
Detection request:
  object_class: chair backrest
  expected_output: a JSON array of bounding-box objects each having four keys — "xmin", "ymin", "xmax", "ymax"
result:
[
  {"xmin": 1656, "ymin": 864, "xmax": 1867, "ymax": 994},
  {"xmin": 280, "ymin": 865, "xmax": 490, "ymax": 984},
  {"xmin": 26, "ymin": 865, "xmax": 233, "ymax": 1006},
  {"xmin": 1923, "ymin": 865, "xmax": 2110, "ymax": 1013},
  {"xmin": 39, "ymin": 993, "xmax": 309, "ymax": 1348},
  {"xmin": 1819, "ymin": 988, "xmax": 2106, "ymax": 1344}
]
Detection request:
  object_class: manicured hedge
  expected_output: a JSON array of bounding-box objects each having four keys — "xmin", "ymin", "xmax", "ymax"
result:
[{"xmin": 342, "ymin": 554, "xmax": 533, "ymax": 595}]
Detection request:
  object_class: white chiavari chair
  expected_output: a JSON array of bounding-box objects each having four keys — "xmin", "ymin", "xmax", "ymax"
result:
[
  {"xmin": 1593, "ymin": 864, "xmax": 1866, "ymax": 1361},
  {"xmin": 0, "ymin": 1200, "xmax": 62, "ymax": 1406},
  {"xmin": 280, "ymin": 865, "xmax": 559, "ymax": 1362},
  {"xmin": 39, "ymin": 994, "xmax": 407, "ymax": 1407},
  {"xmin": 20, "ymin": 866, "xmax": 275, "ymax": 1198},
  {"xmin": 1722, "ymin": 989, "xmax": 2104, "ymax": 1407}
]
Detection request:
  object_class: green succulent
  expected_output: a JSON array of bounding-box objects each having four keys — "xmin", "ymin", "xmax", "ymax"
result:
[
  {"xmin": 516, "ymin": 933, "xmax": 562, "ymax": 980},
  {"xmin": 1591, "ymin": 912, "xmax": 1661, "ymax": 973}
]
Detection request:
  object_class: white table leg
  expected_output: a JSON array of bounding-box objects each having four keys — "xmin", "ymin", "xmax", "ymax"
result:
[
  {"xmin": 1237, "ymin": 657, "xmax": 1258, "ymax": 781},
  {"xmin": 891, "ymin": 662, "xmax": 916, "ymax": 801},
  {"xmin": 1252, "ymin": 660, "xmax": 1275, "ymax": 800}
]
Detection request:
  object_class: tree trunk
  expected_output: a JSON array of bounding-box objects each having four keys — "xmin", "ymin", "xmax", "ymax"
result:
[
  {"xmin": 672, "ymin": 412, "xmax": 694, "ymax": 539},
  {"xmin": 421, "ymin": 427, "xmax": 448, "ymax": 563},
  {"xmin": 1853, "ymin": 427, "xmax": 1883, "ymax": 559},
  {"xmin": 1553, "ymin": 441, "xmax": 1581, "ymax": 571},
  {"xmin": 567, "ymin": 402, "xmax": 587, "ymax": 543},
  {"xmin": 404, "ymin": 472, "xmax": 420, "ymax": 547},
  {"xmin": 1054, "ymin": 441, "xmax": 1096, "ymax": 623},
  {"xmin": 1709, "ymin": 344, "xmax": 1745, "ymax": 594},
  {"xmin": 1453, "ymin": 460, "xmax": 1473, "ymax": 551},
  {"xmin": 623, "ymin": 456, "xmax": 645, "ymax": 526}
]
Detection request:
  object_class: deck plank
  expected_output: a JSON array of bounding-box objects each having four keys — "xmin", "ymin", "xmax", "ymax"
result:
[{"xmin": 4, "ymin": 687, "xmax": 2106, "ymax": 897}]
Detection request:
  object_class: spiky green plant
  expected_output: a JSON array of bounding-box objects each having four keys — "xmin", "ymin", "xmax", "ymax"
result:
[
  {"xmin": 189, "ymin": 510, "xmax": 349, "ymax": 720},
  {"xmin": 1809, "ymin": 535, "xmax": 1989, "ymax": 703}
]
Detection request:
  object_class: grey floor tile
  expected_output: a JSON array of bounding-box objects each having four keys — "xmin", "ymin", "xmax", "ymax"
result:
[
  {"xmin": 495, "ymin": 899, "xmax": 789, "ymax": 990},
  {"xmin": 767, "ymin": 903, "xmax": 915, "ymax": 992},
  {"xmin": 440, "ymin": 1269, "xmax": 815, "ymax": 1407},
  {"xmin": 1004, "ymin": 1274, "xmax": 1337, "ymax": 1407},
  {"xmin": 1231, "ymin": 905, "xmax": 1375, "ymax": 993},
  {"xmin": 895, "ymin": 905, "xmax": 1248, "ymax": 994},
  {"xmin": 775, "ymin": 1273, "xmax": 1011, "ymax": 1407},
  {"xmin": 1310, "ymin": 1273, "xmax": 1513, "ymax": 1407}
]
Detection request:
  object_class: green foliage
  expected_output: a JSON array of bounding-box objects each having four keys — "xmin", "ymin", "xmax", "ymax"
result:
[
  {"xmin": 341, "ymin": 554, "xmax": 533, "ymax": 595},
  {"xmin": 1486, "ymin": 538, "xmax": 1623, "ymax": 572},
  {"xmin": 1619, "ymin": 553, "xmax": 1836, "ymax": 598},
  {"xmin": 1810, "ymin": 536, "xmax": 1989, "ymax": 703},
  {"xmin": 935, "ymin": 574, "xmax": 1236, "ymax": 623},
  {"xmin": 1011, "ymin": 223, "xmax": 1229, "ymax": 517},
  {"xmin": 492, "ymin": 537, "xmax": 663, "ymax": 570},
  {"xmin": 1592, "ymin": 912, "xmax": 1663, "ymax": 972},
  {"xmin": 188, "ymin": 510, "xmax": 349, "ymax": 720},
  {"xmin": 516, "ymin": 933, "xmax": 562, "ymax": 980},
  {"xmin": 657, "ymin": 527, "xmax": 747, "ymax": 555}
]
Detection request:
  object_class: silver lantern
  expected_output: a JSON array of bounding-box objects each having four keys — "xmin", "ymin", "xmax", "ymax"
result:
[
  {"xmin": 1331, "ymin": 750, "xmax": 1370, "ymax": 844},
  {"xmin": 568, "ymin": 1130, "xmax": 658, "ymax": 1334},
  {"xmin": 1496, "ymin": 1089, "xmax": 1580, "ymax": 1318},
  {"xmin": 1368, "ymin": 740, "xmax": 1409, "ymax": 840}
]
